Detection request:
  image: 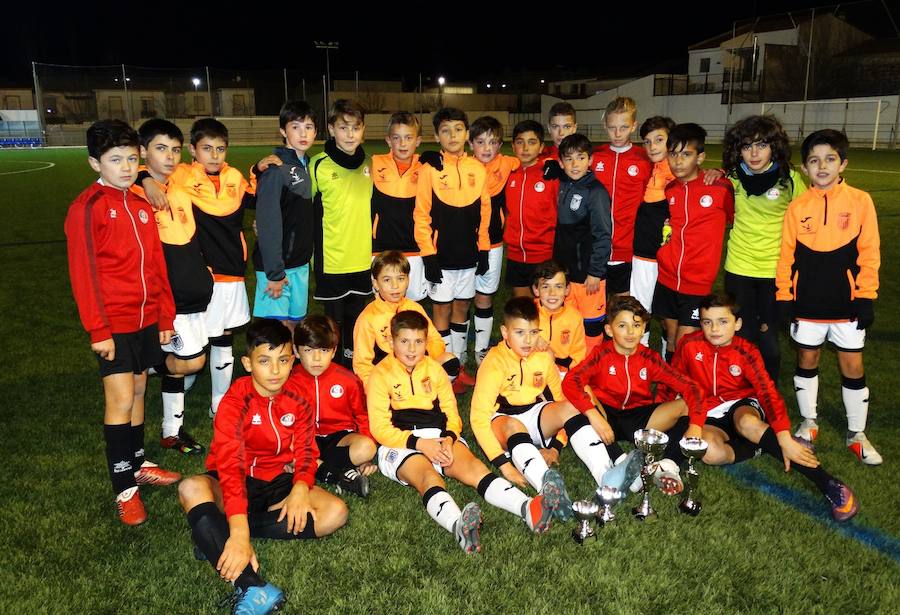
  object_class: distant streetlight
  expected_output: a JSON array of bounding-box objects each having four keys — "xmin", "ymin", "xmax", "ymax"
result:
[
  {"xmin": 540, "ymin": 79, "xmax": 545, "ymax": 84},
  {"xmin": 192, "ymin": 77, "xmax": 201, "ymax": 91},
  {"xmin": 437, "ymin": 76, "xmax": 446, "ymax": 107},
  {"xmin": 487, "ymin": 83, "xmax": 492, "ymax": 89},
  {"xmin": 501, "ymin": 84, "xmax": 507, "ymax": 89},
  {"xmin": 438, "ymin": 76, "xmax": 446, "ymax": 87}
]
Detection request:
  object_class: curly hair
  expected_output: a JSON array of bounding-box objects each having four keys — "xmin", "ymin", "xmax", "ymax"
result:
[{"xmin": 723, "ymin": 115, "xmax": 792, "ymax": 183}]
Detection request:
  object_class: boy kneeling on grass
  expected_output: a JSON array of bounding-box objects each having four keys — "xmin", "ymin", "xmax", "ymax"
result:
[
  {"xmin": 367, "ymin": 310, "xmax": 565, "ymax": 554},
  {"xmin": 178, "ymin": 320, "xmax": 347, "ymax": 614}
]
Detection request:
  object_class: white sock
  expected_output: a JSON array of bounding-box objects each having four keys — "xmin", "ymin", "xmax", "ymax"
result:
[
  {"xmin": 161, "ymin": 392, "xmax": 184, "ymax": 438},
  {"xmin": 424, "ymin": 488, "xmax": 461, "ymax": 534},
  {"xmin": 568, "ymin": 423, "xmax": 612, "ymax": 487},
  {"xmin": 842, "ymin": 384, "xmax": 869, "ymax": 433},
  {"xmin": 183, "ymin": 373, "xmax": 197, "ymax": 393},
  {"xmin": 660, "ymin": 336, "xmax": 667, "ymax": 357},
  {"xmin": 450, "ymin": 322, "xmax": 469, "ymax": 363},
  {"xmin": 474, "ymin": 311, "xmax": 493, "ymax": 355},
  {"xmin": 210, "ymin": 343, "xmax": 234, "ymax": 416},
  {"xmin": 794, "ymin": 373, "xmax": 819, "ymax": 421},
  {"xmin": 482, "ymin": 475, "xmax": 529, "ymax": 517},
  {"xmin": 509, "ymin": 437, "xmax": 550, "ymax": 491}
]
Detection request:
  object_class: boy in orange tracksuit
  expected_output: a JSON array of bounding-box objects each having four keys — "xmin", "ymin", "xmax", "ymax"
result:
[
  {"xmin": 531, "ymin": 260, "xmax": 586, "ymax": 376},
  {"xmin": 776, "ymin": 129, "xmax": 882, "ymax": 465}
]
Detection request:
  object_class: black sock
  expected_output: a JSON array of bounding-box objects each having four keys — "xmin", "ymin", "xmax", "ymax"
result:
[
  {"xmin": 105, "ymin": 423, "xmax": 137, "ymax": 494},
  {"xmin": 249, "ymin": 510, "xmax": 316, "ymax": 540},
  {"xmin": 131, "ymin": 423, "xmax": 145, "ymax": 469},
  {"xmin": 316, "ymin": 446, "xmax": 354, "ymax": 483},
  {"xmin": 758, "ymin": 428, "xmax": 832, "ymax": 494},
  {"xmin": 665, "ymin": 351, "xmax": 674, "ymax": 364},
  {"xmin": 606, "ymin": 442, "xmax": 625, "ymax": 461},
  {"xmin": 664, "ymin": 416, "xmax": 690, "ymax": 465},
  {"xmin": 757, "ymin": 326, "xmax": 781, "ymax": 382},
  {"xmin": 187, "ymin": 502, "xmax": 265, "ymax": 590},
  {"xmin": 729, "ymin": 437, "xmax": 760, "ymax": 463},
  {"xmin": 152, "ymin": 361, "xmax": 172, "ymax": 377}
]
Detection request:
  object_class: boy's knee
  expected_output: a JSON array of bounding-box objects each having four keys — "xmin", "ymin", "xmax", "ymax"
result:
[
  {"xmin": 355, "ymin": 437, "xmax": 377, "ymax": 461},
  {"xmin": 319, "ymin": 497, "xmax": 349, "ymax": 534},
  {"xmin": 178, "ymin": 476, "xmax": 212, "ymax": 510}
]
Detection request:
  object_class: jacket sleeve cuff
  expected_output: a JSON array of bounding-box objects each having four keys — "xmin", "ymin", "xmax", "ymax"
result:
[
  {"xmin": 89, "ymin": 327, "xmax": 113, "ymax": 343},
  {"xmin": 406, "ymin": 434, "xmax": 419, "ymax": 450},
  {"xmin": 555, "ymin": 356, "xmax": 573, "ymax": 369},
  {"xmin": 490, "ymin": 454, "xmax": 510, "ymax": 469},
  {"xmin": 441, "ymin": 430, "xmax": 458, "ymax": 442}
]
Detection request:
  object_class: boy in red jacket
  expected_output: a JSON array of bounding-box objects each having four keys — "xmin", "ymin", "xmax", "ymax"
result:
[
  {"xmin": 293, "ymin": 314, "xmax": 377, "ymax": 497},
  {"xmin": 177, "ymin": 320, "xmax": 348, "ymax": 614},
  {"xmin": 675, "ymin": 293, "xmax": 858, "ymax": 522},
  {"xmin": 653, "ymin": 123, "xmax": 734, "ymax": 353},
  {"xmin": 65, "ymin": 119, "xmax": 180, "ymax": 526}
]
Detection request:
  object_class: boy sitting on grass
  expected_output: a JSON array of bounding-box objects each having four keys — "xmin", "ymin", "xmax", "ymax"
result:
[
  {"xmin": 368, "ymin": 311, "xmax": 565, "ymax": 554},
  {"xmin": 178, "ymin": 320, "xmax": 347, "ymax": 614}
]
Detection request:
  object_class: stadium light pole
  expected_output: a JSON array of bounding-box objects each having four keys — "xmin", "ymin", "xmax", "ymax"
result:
[
  {"xmin": 192, "ymin": 77, "xmax": 201, "ymax": 117},
  {"xmin": 315, "ymin": 41, "xmax": 339, "ymax": 112},
  {"xmin": 438, "ymin": 76, "xmax": 445, "ymax": 108}
]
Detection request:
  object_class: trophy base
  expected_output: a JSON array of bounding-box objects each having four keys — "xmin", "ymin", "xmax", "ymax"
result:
[
  {"xmin": 571, "ymin": 528, "xmax": 595, "ymax": 544},
  {"xmin": 678, "ymin": 499, "xmax": 702, "ymax": 516}
]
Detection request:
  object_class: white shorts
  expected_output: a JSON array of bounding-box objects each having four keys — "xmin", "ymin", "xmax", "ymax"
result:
[
  {"xmin": 377, "ymin": 428, "xmax": 469, "ymax": 486},
  {"xmin": 475, "ymin": 245, "xmax": 504, "ymax": 295},
  {"xmin": 491, "ymin": 401, "xmax": 553, "ymax": 449},
  {"xmin": 161, "ymin": 312, "xmax": 209, "ymax": 359},
  {"xmin": 630, "ymin": 257, "xmax": 658, "ymax": 312},
  {"xmin": 428, "ymin": 267, "xmax": 476, "ymax": 303},
  {"xmin": 405, "ymin": 255, "xmax": 429, "ymax": 302},
  {"xmin": 791, "ymin": 319, "xmax": 865, "ymax": 352},
  {"xmin": 205, "ymin": 281, "xmax": 250, "ymax": 338},
  {"xmin": 706, "ymin": 397, "xmax": 763, "ymax": 421}
]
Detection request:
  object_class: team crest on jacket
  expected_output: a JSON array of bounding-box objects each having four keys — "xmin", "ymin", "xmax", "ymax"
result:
[
  {"xmin": 627, "ymin": 165, "xmax": 639, "ymax": 177},
  {"xmin": 251, "ymin": 413, "xmax": 262, "ymax": 425},
  {"xmin": 534, "ymin": 181, "xmax": 545, "ymax": 193},
  {"xmin": 533, "ymin": 371, "xmax": 544, "ymax": 389},
  {"xmin": 280, "ymin": 413, "xmax": 295, "ymax": 427},
  {"xmin": 766, "ymin": 188, "xmax": 781, "ymax": 200},
  {"xmin": 639, "ymin": 367, "xmax": 648, "ymax": 380},
  {"xmin": 729, "ymin": 364, "xmax": 742, "ymax": 377},
  {"xmin": 411, "ymin": 171, "xmax": 419, "ymax": 184},
  {"xmin": 467, "ymin": 172, "xmax": 476, "ymax": 187},
  {"xmin": 226, "ymin": 184, "xmax": 237, "ymax": 198},
  {"xmin": 421, "ymin": 377, "xmax": 432, "ymax": 394},
  {"xmin": 838, "ymin": 212, "xmax": 851, "ymax": 230},
  {"xmin": 669, "ymin": 197, "xmax": 676, "ymax": 205},
  {"xmin": 700, "ymin": 195, "xmax": 713, "ymax": 208},
  {"xmin": 138, "ymin": 209, "xmax": 149, "ymax": 224},
  {"xmin": 569, "ymin": 194, "xmax": 583, "ymax": 211},
  {"xmin": 363, "ymin": 166, "xmax": 371, "ymax": 177},
  {"xmin": 694, "ymin": 352, "xmax": 704, "ymax": 361},
  {"xmin": 290, "ymin": 167, "xmax": 304, "ymax": 185},
  {"xmin": 561, "ymin": 330, "xmax": 570, "ymax": 345},
  {"xmin": 510, "ymin": 180, "xmax": 517, "ymax": 188},
  {"xmin": 595, "ymin": 161, "xmax": 604, "ymax": 172},
  {"xmin": 109, "ymin": 208, "xmax": 117, "ymax": 219},
  {"xmin": 176, "ymin": 207, "xmax": 188, "ymax": 224},
  {"xmin": 608, "ymin": 365, "xmax": 616, "ymax": 375},
  {"xmin": 330, "ymin": 384, "xmax": 344, "ymax": 398}
]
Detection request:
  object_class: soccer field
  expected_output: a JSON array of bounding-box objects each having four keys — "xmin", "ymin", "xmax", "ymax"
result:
[{"xmin": 1, "ymin": 143, "xmax": 898, "ymax": 614}]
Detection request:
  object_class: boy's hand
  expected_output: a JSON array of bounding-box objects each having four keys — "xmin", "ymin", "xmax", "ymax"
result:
[
  {"xmin": 276, "ymin": 482, "xmax": 315, "ymax": 534},
  {"xmin": 217, "ymin": 533, "xmax": 257, "ymax": 581},
  {"xmin": 534, "ymin": 335, "xmax": 552, "ymax": 354},
  {"xmin": 92, "ymin": 338, "xmax": 116, "ymax": 362},
  {"xmin": 142, "ymin": 178, "xmax": 170, "ymax": 211},
  {"xmin": 854, "ymin": 298, "xmax": 874, "ymax": 330},
  {"xmin": 357, "ymin": 461, "xmax": 378, "ymax": 477},
  {"xmin": 475, "ymin": 251, "xmax": 489, "ymax": 276},
  {"xmin": 701, "ymin": 167, "xmax": 724, "ymax": 184},
  {"xmin": 417, "ymin": 438, "xmax": 451, "ymax": 466},
  {"xmin": 265, "ymin": 278, "xmax": 288, "ymax": 299},
  {"xmin": 777, "ymin": 431, "xmax": 819, "ymax": 471},
  {"xmin": 422, "ymin": 255, "xmax": 443, "ymax": 284},
  {"xmin": 256, "ymin": 154, "xmax": 283, "ymax": 174},
  {"xmin": 500, "ymin": 462, "xmax": 528, "ymax": 488},
  {"xmin": 585, "ymin": 407, "xmax": 614, "ymax": 444},
  {"xmin": 684, "ymin": 424, "xmax": 703, "ymax": 440},
  {"xmin": 540, "ymin": 447, "xmax": 560, "ymax": 467},
  {"xmin": 584, "ymin": 275, "xmax": 602, "ymax": 295},
  {"xmin": 542, "ymin": 159, "xmax": 562, "ymax": 180},
  {"xmin": 159, "ymin": 329, "xmax": 174, "ymax": 345},
  {"xmin": 439, "ymin": 438, "xmax": 455, "ymax": 467},
  {"xmin": 419, "ymin": 150, "xmax": 443, "ymax": 171}
]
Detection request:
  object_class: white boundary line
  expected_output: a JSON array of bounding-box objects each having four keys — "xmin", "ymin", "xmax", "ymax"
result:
[
  {"xmin": 0, "ymin": 161, "xmax": 56, "ymax": 176},
  {"xmin": 847, "ymin": 168, "xmax": 900, "ymax": 175}
]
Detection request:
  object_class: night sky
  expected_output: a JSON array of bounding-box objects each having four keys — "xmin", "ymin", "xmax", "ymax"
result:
[{"xmin": 2, "ymin": 1, "xmax": 890, "ymax": 87}]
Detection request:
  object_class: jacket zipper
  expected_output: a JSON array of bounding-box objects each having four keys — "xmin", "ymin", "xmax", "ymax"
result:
[
  {"xmin": 712, "ymin": 350, "xmax": 718, "ymax": 397},
  {"xmin": 266, "ymin": 398, "xmax": 281, "ymax": 455},
  {"xmin": 122, "ymin": 192, "xmax": 147, "ymax": 328},
  {"xmin": 622, "ymin": 354, "xmax": 631, "ymax": 409},
  {"xmin": 824, "ymin": 194, "xmax": 829, "ymax": 225},
  {"xmin": 676, "ymin": 183, "xmax": 689, "ymax": 291},
  {"xmin": 518, "ymin": 166, "xmax": 527, "ymax": 260},
  {"xmin": 314, "ymin": 375, "xmax": 320, "ymax": 428},
  {"xmin": 610, "ymin": 152, "xmax": 619, "ymax": 249}
]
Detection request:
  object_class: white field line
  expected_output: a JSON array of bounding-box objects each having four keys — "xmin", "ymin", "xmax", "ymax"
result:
[{"xmin": 0, "ymin": 161, "xmax": 56, "ymax": 175}]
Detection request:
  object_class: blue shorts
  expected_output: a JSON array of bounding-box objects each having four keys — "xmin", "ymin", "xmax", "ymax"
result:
[{"xmin": 253, "ymin": 264, "xmax": 309, "ymax": 321}]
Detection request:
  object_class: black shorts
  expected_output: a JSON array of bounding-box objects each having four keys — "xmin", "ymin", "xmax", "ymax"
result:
[
  {"xmin": 606, "ymin": 262, "xmax": 632, "ymax": 295},
  {"xmin": 206, "ymin": 470, "xmax": 294, "ymax": 516},
  {"xmin": 724, "ymin": 271, "xmax": 777, "ymax": 330},
  {"xmin": 96, "ymin": 323, "xmax": 164, "ymax": 378},
  {"xmin": 652, "ymin": 282, "xmax": 703, "ymax": 327},
  {"xmin": 505, "ymin": 259, "xmax": 538, "ymax": 288},
  {"xmin": 632, "ymin": 200, "xmax": 669, "ymax": 259},
  {"xmin": 603, "ymin": 403, "xmax": 660, "ymax": 443},
  {"xmin": 313, "ymin": 269, "xmax": 373, "ymax": 302},
  {"xmin": 703, "ymin": 398, "xmax": 765, "ymax": 440},
  {"xmin": 316, "ymin": 429, "xmax": 353, "ymax": 465}
]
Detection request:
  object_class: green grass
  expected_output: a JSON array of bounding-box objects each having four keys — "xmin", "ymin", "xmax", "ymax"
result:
[{"xmin": 1, "ymin": 143, "xmax": 899, "ymax": 614}]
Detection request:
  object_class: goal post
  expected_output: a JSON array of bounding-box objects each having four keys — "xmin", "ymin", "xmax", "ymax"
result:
[{"xmin": 761, "ymin": 98, "xmax": 888, "ymax": 150}]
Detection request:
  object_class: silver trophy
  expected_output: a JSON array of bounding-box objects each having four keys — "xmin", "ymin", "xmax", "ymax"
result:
[
  {"xmin": 632, "ymin": 428, "xmax": 669, "ymax": 521},
  {"xmin": 571, "ymin": 500, "xmax": 599, "ymax": 544},
  {"xmin": 678, "ymin": 437, "xmax": 709, "ymax": 516},
  {"xmin": 595, "ymin": 485, "xmax": 624, "ymax": 526}
]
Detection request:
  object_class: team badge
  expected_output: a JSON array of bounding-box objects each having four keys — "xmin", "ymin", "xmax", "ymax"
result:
[
  {"xmin": 363, "ymin": 166, "xmax": 371, "ymax": 177},
  {"xmin": 330, "ymin": 384, "xmax": 344, "ymax": 398},
  {"xmin": 422, "ymin": 377, "xmax": 432, "ymax": 394},
  {"xmin": 561, "ymin": 330, "xmax": 570, "ymax": 345},
  {"xmin": 468, "ymin": 172, "xmax": 476, "ymax": 188},
  {"xmin": 639, "ymin": 367, "xmax": 648, "ymax": 380},
  {"xmin": 694, "ymin": 352, "xmax": 704, "ymax": 361},
  {"xmin": 226, "ymin": 184, "xmax": 237, "ymax": 198},
  {"xmin": 669, "ymin": 197, "xmax": 676, "ymax": 205},
  {"xmin": 691, "ymin": 308, "xmax": 700, "ymax": 321},
  {"xmin": 109, "ymin": 208, "xmax": 117, "ymax": 219},
  {"xmin": 331, "ymin": 172, "xmax": 339, "ymax": 180},
  {"xmin": 627, "ymin": 164, "xmax": 639, "ymax": 177},
  {"xmin": 533, "ymin": 371, "xmax": 544, "ymax": 389},
  {"xmin": 608, "ymin": 365, "xmax": 617, "ymax": 376},
  {"xmin": 729, "ymin": 364, "xmax": 742, "ymax": 377},
  {"xmin": 534, "ymin": 181, "xmax": 545, "ymax": 193},
  {"xmin": 176, "ymin": 207, "xmax": 188, "ymax": 224},
  {"xmin": 251, "ymin": 413, "xmax": 262, "ymax": 425},
  {"xmin": 138, "ymin": 209, "xmax": 149, "ymax": 224},
  {"xmin": 280, "ymin": 413, "xmax": 295, "ymax": 427},
  {"xmin": 510, "ymin": 180, "xmax": 517, "ymax": 188},
  {"xmin": 569, "ymin": 194, "xmax": 583, "ymax": 211},
  {"xmin": 411, "ymin": 171, "xmax": 418, "ymax": 184},
  {"xmin": 699, "ymin": 195, "xmax": 713, "ymax": 208},
  {"xmin": 379, "ymin": 325, "xmax": 390, "ymax": 343},
  {"xmin": 799, "ymin": 215, "xmax": 816, "ymax": 235},
  {"xmin": 386, "ymin": 449, "xmax": 399, "ymax": 463},
  {"xmin": 838, "ymin": 212, "xmax": 851, "ymax": 230},
  {"xmin": 170, "ymin": 334, "xmax": 183, "ymax": 352},
  {"xmin": 595, "ymin": 162, "xmax": 605, "ymax": 172},
  {"xmin": 765, "ymin": 188, "xmax": 781, "ymax": 200}
]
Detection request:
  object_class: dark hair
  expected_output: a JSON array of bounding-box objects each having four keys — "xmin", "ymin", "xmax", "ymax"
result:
[
  {"xmin": 801, "ymin": 129, "xmax": 849, "ymax": 162},
  {"xmin": 723, "ymin": 115, "xmax": 791, "ymax": 182},
  {"xmin": 532, "ymin": 259, "xmax": 568, "ymax": 286},
  {"xmin": 548, "ymin": 102, "xmax": 576, "ymax": 122},
  {"xmin": 432, "ymin": 107, "xmax": 468, "ymax": 132},
  {"xmin": 294, "ymin": 314, "xmax": 339, "ymax": 350},
  {"xmin": 246, "ymin": 318, "xmax": 292, "ymax": 353},
  {"xmin": 137, "ymin": 119, "xmax": 183, "ymax": 149},
  {"xmin": 504, "ymin": 296, "xmax": 539, "ymax": 325},
  {"xmin": 190, "ymin": 118, "xmax": 228, "ymax": 146},
  {"xmin": 387, "ymin": 111, "xmax": 420, "ymax": 134},
  {"xmin": 279, "ymin": 100, "xmax": 317, "ymax": 129},
  {"xmin": 372, "ymin": 250, "xmax": 410, "ymax": 277},
  {"xmin": 391, "ymin": 310, "xmax": 428, "ymax": 337},
  {"xmin": 86, "ymin": 119, "xmax": 139, "ymax": 160},
  {"xmin": 469, "ymin": 116, "xmax": 503, "ymax": 142},
  {"xmin": 558, "ymin": 133, "xmax": 592, "ymax": 158},
  {"xmin": 639, "ymin": 116, "xmax": 675, "ymax": 139},
  {"xmin": 328, "ymin": 99, "xmax": 365, "ymax": 125},
  {"xmin": 667, "ymin": 123, "xmax": 706, "ymax": 154},
  {"xmin": 699, "ymin": 291, "xmax": 740, "ymax": 317},
  {"xmin": 513, "ymin": 120, "xmax": 544, "ymax": 142},
  {"xmin": 606, "ymin": 295, "xmax": 650, "ymax": 323}
]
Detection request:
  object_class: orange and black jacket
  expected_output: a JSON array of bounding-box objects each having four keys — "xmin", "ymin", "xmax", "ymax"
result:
[
  {"xmin": 178, "ymin": 161, "xmax": 256, "ymax": 281},
  {"xmin": 470, "ymin": 343, "xmax": 564, "ymax": 467},
  {"xmin": 414, "ymin": 151, "xmax": 492, "ymax": 269},
  {"xmin": 776, "ymin": 180, "xmax": 880, "ymax": 320},
  {"xmin": 482, "ymin": 154, "xmax": 520, "ymax": 247},
  {"xmin": 537, "ymin": 301, "xmax": 586, "ymax": 371},
  {"xmin": 371, "ymin": 153, "xmax": 421, "ymax": 254},
  {"xmin": 131, "ymin": 176, "xmax": 213, "ymax": 314},
  {"xmin": 367, "ymin": 354, "xmax": 462, "ymax": 450}
]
